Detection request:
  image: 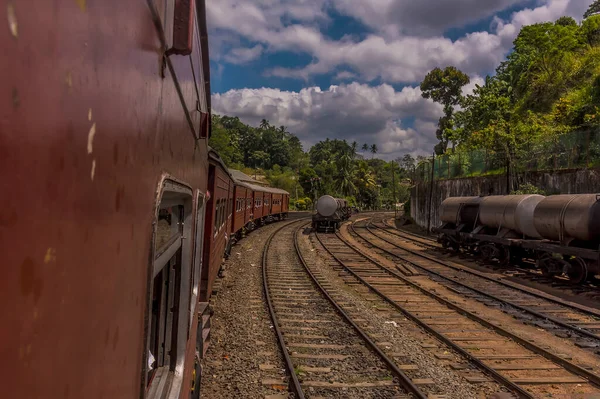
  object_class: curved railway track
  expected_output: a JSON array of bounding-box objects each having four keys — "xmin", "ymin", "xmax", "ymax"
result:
[
  {"xmin": 262, "ymin": 219, "xmax": 426, "ymax": 398},
  {"xmin": 355, "ymin": 218, "xmax": 600, "ymax": 347},
  {"xmin": 315, "ymin": 226, "xmax": 600, "ymax": 398}
]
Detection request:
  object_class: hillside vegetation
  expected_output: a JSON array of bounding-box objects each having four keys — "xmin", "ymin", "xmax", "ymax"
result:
[
  {"xmin": 421, "ymin": 7, "xmax": 600, "ymax": 177},
  {"xmin": 210, "ymin": 115, "xmax": 413, "ymax": 210}
]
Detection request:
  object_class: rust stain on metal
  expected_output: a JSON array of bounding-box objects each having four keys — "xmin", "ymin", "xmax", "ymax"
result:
[
  {"xmin": 65, "ymin": 72, "xmax": 72, "ymax": 89},
  {"xmin": 7, "ymin": 3, "xmax": 17, "ymax": 38},
  {"xmin": 88, "ymin": 108, "xmax": 92, "ymax": 121},
  {"xmin": 87, "ymin": 122, "xmax": 96, "ymax": 154},
  {"xmin": 90, "ymin": 159, "xmax": 96, "ymax": 180},
  {"xmin": 75, "ymin": 0, "xmax": 86, "ymax": 12},
  {"xmin": 44, "ymin": 248, "xmax": 56, "ymax": 264}
]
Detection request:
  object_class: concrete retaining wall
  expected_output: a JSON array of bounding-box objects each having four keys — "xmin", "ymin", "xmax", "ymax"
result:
[{"xmin": 410, "ymin": 168, "xmax": 600, "ymax": 231}]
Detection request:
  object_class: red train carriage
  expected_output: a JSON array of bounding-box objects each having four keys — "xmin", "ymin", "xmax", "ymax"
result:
[
  {"xmin": 245, "ymin": 184, "xmax": 254, "ymax": 228},
  {"xmin": 2, "ymin": 1, "xmax": 212, "ymax": 398},
  {"xmin": 201, "ymin": 149, "xmax": 233, "ymax": 302},
  {"xmin": 254, "ymin": 186, "xmax": 265, "ymax": 223},
  {"xmin": 263, "ymin": 191, "xmax": 273, "ymax": 221},
  {"xmin": 282, "ymin": 190, "xmax": 290, "ymax": 215},
  {"xmin": 232, "ymin": 183, "xmax": 248, "ymax": 240}
]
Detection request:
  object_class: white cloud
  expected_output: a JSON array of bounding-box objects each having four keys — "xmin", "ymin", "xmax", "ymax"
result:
[
  {"xmin": 223, "ymin": 45, "xmax": 264, "ymax": 64},
  {"xmin": 212, "ymin": 83, "xmax": 443, "ymax": 159},
  {"xmin": 207, "ymin": 0, "xmax": 587, "ymax": 156},
  {"xmin": 209, "ymin": 0, "xmax": 585, "ymax": 84},
  {"xmin": 332, "ymin": 0, "xmax": 530, "ymax": 37}
]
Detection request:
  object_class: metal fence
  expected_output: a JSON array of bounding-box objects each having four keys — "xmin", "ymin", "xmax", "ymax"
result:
[{"xmin": 414, "ymin": 129, "xmax": 600, "ymax": 182}]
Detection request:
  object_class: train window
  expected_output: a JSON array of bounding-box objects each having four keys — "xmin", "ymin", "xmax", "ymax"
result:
[
  {"xmin": 218, "ymin": 199, "xmax": 223, "ymax": 230},
  {"xmin": 145, "ymin": 180, "xmax": 193, "ymax": 398},
  {"xmin": 214, "ymin": 199, "xmax": 220, "ymax": 237}
]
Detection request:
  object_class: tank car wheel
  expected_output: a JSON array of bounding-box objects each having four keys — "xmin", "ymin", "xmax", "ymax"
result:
[
  {"xmin": 567, "ymin": 258, "xmax": 588, "ymax": 284},
  {"xmin": 479, "ymin": 244, "xmax": 496, "ymax": 262},
  {"xmin": 499, "ymin": 247, "xmax": 512, "ymax": 268},
  {"xmin": 537, "ymin": 253, "xmax": 553, "ymax": 276}
]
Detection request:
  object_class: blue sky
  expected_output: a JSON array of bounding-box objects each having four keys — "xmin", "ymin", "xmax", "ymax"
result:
[{"xmin": 207, "ymin": 0, "xmax": 589, "ymax": 159}]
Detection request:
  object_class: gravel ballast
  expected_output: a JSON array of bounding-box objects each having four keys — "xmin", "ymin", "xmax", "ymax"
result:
[{"xmin": 200, "ymin": 222, "xmax": 290, "ymax": 399}]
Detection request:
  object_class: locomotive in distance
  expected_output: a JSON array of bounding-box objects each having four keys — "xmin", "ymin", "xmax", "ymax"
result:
[
  {"xmin": 312, "ymin": 195, "xmax": 352, "ymax": 232},
  {"xmin": 436, "ymin": 194, "xmax": 600, "ymax": 284}
]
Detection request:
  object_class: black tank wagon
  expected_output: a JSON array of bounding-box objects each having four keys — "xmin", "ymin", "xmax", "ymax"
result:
[
  {"xmin": 436, "ymin": 194, "xmax": 600, "ymax": 283},
  {"xmin": 312, "ymin": 195, "xmax": 351, "ymax": 232}
]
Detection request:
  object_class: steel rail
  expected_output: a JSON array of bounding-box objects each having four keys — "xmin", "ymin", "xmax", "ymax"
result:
[
  {"xmin": 358, "ymin": 219, "xmax": 600, "ymax": 342},
  {"xmin": 336, "ymin": 226, "xmax": 600, "ymax": 387},
  {"xmin": 317, "ymin": 229, "xmax": 600, "ymax": 395},
  {"xmin": 367, "ymin": 218, "xmax": 600, "ymax": 319},
  {"xmin": 262, "ymin": 219, "xmax": 307, "ymax": 399},
  {"xmin": 315, "ymin": 230, "xmax": 533, "ymax": 399},
  {"xmin": 292, "ymin": 224, "xmax": 427, "ymax": 399}
]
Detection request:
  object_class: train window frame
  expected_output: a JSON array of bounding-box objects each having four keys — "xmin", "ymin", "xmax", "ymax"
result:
[{"xmin": 144, "ymin": 179, "xmax": 194, "ymax": 399}]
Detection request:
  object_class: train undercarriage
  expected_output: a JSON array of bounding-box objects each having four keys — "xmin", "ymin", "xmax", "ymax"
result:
[{"xmin": 437, "ymin": 228, "xmax": 599, "ymax": 284}]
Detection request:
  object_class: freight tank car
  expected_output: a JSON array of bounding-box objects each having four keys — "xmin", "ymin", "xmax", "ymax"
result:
[
  {"xmin": 312, "ymin": 195, "xmax": 349, "ymax": 232},
  {"xmin": 436, "ymin": 194, "xmax": 600, "ymax": 283}
]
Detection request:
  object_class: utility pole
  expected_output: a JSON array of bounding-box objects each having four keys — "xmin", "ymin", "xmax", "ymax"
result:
[
  {"xmin": 427, "ymin": 152, "xmax": 435, "ymax": 233},
  {"xmin": 391, "ymin": 160, "xmax": 397, "ymax": 219}
]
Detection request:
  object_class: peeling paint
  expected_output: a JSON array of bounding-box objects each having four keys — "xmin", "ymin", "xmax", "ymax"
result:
[
  {"xmin": 7, "ymin": 3, "xmax": 17, "ymax": 38},
  {"xmin": 87, "ymin": 122, "xmax": 96, "ymax": 154},
  {"xmin": 91, "ymin": 159, "xmax": 96, "ymax": 180},
  {"xmin": 88, "ymin": 108, "xmax": 92, "ymax": 121},
  {"xmin": 75, "ymin": 0, "xmax": 86, "ymax": 12},
  {"xmin": 44, "ymin": 248, "xmax": 56, "ymax": 264}
]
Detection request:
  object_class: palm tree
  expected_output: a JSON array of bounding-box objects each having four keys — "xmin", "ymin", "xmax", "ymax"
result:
[
  {"xmin": 351, "ymin": 141, "xmax": 358, "ymax": 159},
  {"xmin": 278, "ymin": 126, "xmax": 287, "ymax": 140},
  {"xmin": 260, "ymin": 119, "xmax": 270, "ymax": 130},
  {"xmin": 336, "ymin": 153, "xmax": 356, "ymax": 196},
  {"xmin": 370, "ymin": 144, "xmax": 378, "ymax": 159},
  {"xmin": 361, "ymin": 143, "xmax": 369, "ymax": 152}
]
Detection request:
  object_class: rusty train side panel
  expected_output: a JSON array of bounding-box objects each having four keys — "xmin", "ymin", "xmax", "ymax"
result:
[{"xmin": 0, "ymin": 1, "xmax": 211, "ymax": 398}]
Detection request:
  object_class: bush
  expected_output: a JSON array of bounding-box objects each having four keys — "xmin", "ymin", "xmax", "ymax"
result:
[{"xmin": 511, "ymin": 183, "xmax": 546, "ymax": 195}]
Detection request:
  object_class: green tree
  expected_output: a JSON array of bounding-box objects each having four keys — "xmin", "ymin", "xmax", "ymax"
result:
[
  {"xmin": 584, "ymin": 0, "xmax": 600, "ymax": 19},
  {"xmin": 335, "ymin": 153, "xmax": 356, "ymax": 196},
  {"xmin": 361, "ymin": 143, "xmax": 369, "ymax": 152},
  {"xmin": 351, "ymin": 141, "xmax": 358, "ymax": 158},
  {"xmin": 582, "ymin": 15, "xmax": 600, "ymax": 46},
  {"xmin": 420, "ymin": 66, "xmax": 470, "ymax": 153},
  {"xmin": 556, "ymin": 16, "xmax": 577, "ymax": 27},
  {"xmin": 370, "ymin": 144, "xmax": 378, "ymax": 158}
]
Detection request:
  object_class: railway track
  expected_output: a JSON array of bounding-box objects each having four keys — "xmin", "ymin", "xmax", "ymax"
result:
[
  {"xmin": 263, "ymin": 219, "xmax": 426, "ymax": 398},
  {"xmin": 357, "ymin": 218, "xmax": 600, "ymax": 348},
  {"xmin": 383, "ymin": 217, "xmax": 600, "ymax": 297},
  {"xmin": 315, "ymin": 227, "xmax": 600, "ymax": 398}
]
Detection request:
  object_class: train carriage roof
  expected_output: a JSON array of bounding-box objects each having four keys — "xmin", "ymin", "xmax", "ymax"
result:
[{"xmin": 227, "ymin": 167, "xmax": 290, "ymax": 195}]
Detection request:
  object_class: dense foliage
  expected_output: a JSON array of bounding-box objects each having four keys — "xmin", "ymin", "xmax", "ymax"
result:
[
  {"xmin": 210, "ymin": 115, "xmax": 412, "ymax": 210},
  {"xmin": 421, "ymin": 8, "xmax": 600, "ymax": 175}
]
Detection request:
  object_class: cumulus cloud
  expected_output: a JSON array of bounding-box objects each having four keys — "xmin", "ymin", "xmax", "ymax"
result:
[
  {"xmin": 332, "ymin": 0, "xmax": 529, "ymax": 37},
  {"xmin": 209, "ymin": 0, "xmax": 584, "ymax": 84},
  {"xmin": 207, "ymin": 0, "xmax": 586, "ymax": 157},
  {"xmin": 212, "ymin": 83, "xmax": 443, "ymax": 159},
  {"xmin": 223, "ymin": 45, "xmax": 264, "ymax": 64}
]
